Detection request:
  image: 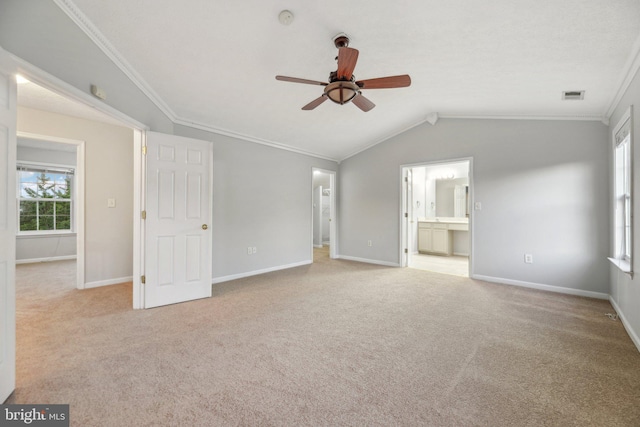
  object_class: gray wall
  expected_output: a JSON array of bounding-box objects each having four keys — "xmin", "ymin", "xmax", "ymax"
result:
[
  {"xmin": 0, "ymin": 0, "xmax": 173, "ymax": 133},
  {"xmin": 16, "ymin": 143, "xmax": 77, "ymax": 262},
  {"xmin": 609, "ymin": 67, "xmax": 640, "ymax": 347},
  {"xmin": 338, "ymin": 118, "xmax": 610, "ymax": 294},
  {"xmin": 18, "ymin": 107, "xmax": 134, "ymax": 285},
  {"xmin": 174, "ymin": 124, "xmax": 337, "ymax": 281}
]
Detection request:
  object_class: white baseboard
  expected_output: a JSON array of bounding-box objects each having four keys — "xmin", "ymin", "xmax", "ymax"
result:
[
  {"xmin": 337, "ymin": 255, "xmax": 400, "ymax": 267},
  {"xmin": 84, "ymin": 276, "xmax": 133, "ymax": 289},
  {"xmin": 472, "ymin": 274, "xmax": 609, "ymax": 300},
  {"xmin": 212, "ymin": 260, "xmax": 312, "ymax": 284},
  {"xmin": 609, "ymin": 297, "xmax": 640, "ymax": 353},
  {"xmin": 16, "ymin": 255, "xmax": 77, "ymax": 264}
]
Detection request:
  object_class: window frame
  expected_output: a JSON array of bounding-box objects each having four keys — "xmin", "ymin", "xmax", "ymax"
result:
[
  {"xmin": 16, "ymin": 162, "xmax": 75, "ymax": 235},
  {"xmin": 610, "ymin": 106, "xmax": 634, "ymax": 276}
]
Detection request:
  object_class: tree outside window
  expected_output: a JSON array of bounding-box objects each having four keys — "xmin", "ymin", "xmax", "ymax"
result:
[{"xmin": 18, "ymin": 168, "xmax": 73, "ymax": 232}]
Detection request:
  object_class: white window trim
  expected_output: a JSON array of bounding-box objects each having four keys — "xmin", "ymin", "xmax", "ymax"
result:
[
  {"xmin": 16, "ymin": 161, "xmax": 76, "ymax": 235},
  {"xmin": 609, "ymin": 105, "xmax": 634, "ymax": 277}
]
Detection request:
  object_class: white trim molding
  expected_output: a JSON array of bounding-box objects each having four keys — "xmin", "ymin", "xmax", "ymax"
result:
[
  {"xmin": 337, "ymin": 255, "xmax": 401, "ymax": 268},
  {"xmin": 84, "ymin": 276, "xmax": 133, "ymax": 289},
  {"xmin": 472, "ymin": 274, "xmax": 610, "ymax": 300},
  {"xmin": 16, "ymin": 255, "xmax": 76, "ymax": 265},
  {"xmin": 609, "ymin": 297, "xmax": 640, "ymax": 353},
  {"xmin": 211, "ymin": 260, "xmax": 312, "ymax": 284},
  {"xmin": 605, "ymin": 32, "xmax": 640, "ymax": 119}
]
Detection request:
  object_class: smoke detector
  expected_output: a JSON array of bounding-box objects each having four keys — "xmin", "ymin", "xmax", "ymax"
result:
[{"xmin": 278, "ymin": 10, "xmax": 294, "ymax": 25}]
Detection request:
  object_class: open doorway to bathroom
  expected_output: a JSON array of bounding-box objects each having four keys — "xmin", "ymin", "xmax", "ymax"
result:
[
  {"xmin": 312, "ymin": 168, "xmax": 336, "ymax": 262},
  {"xmin": 401, "ymin": 159, "xmax": 472, "ymax": 277}
]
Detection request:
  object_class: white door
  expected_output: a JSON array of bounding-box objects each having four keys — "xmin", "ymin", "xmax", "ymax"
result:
[
  {"xmin": 144, "ymin": 131, "xmax": 212, "ymax": 309},
  {"xmin": 0, "ymin": 52, "xmax": 17, "ymax": 402}
]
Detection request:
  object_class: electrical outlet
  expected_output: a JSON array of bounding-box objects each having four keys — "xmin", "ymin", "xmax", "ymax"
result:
[
  {"xmin": 107, "ymin": 198, "xmax": 116, "ymax": 208},
  {"xmin": 367, "ymin": 240, "xmax": 372, "ymax": 247},
  {"xmin": 524, "ymin": 254, "xmax": 533, "ymax": 264},
  {"xmin": 252, "ymin": 247, "xmax": 257, "ymax": 254},
  {"xmin": 474, "ymin": 202, "xmax": 482, "ymax": 210},
  {"xmin": 247, "ymin": 247, "xmax": 252, "ymax": 255}
]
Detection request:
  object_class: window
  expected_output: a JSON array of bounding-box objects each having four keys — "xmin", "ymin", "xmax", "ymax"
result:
[
  {"xmin": 611, "ymin": 107, "xmax": 633, "ymax": 274},
  {"xmin": 17, "ymin": 164, "xmax": 74, "ymax": 233}
]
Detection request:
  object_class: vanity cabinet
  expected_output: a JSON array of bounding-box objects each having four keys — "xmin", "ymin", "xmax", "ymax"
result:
[{"xmin": 418, "ymin": 222, "xmax": 452, "ymax": 255}]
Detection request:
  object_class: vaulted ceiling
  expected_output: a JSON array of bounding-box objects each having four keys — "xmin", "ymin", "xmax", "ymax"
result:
[{"xmin": 42, "ymin": 0, "xmax": 640, "ymax": 160}]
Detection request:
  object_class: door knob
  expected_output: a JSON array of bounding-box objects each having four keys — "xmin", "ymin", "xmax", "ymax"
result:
[{"xmin": 202, "ymin": 224, "xmax": 208, "ymax": 230}]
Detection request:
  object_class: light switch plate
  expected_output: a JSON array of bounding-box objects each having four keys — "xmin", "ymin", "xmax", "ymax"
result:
[{"xmin": 107, "ymin": 198, "xmax": 116, "ymax": 208}]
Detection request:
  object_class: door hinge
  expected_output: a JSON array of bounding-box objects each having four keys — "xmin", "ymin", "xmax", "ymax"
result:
[
  {"xmin": 141, "ymin": 210, "xmax": 146, "ymax": 219},
  {"xmin": 142, "ymin": 146, "xmax": 147, "ymax": 155},
  {"xmin": 404, "ymin": 177, "xmax": 408, "ymax": 182},
  {"xmin": 404, "ymin": 212, "xmax": 408, "ymax": 218},
  {"xmin": 404, "ymin": 248, "xmax": 408, "ymax": 254},
  {"xmin": 141, "ymin": 275, "xmax": 146, "ymax": 284}
]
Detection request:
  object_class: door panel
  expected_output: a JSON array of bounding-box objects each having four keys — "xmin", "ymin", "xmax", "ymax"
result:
[
  {"xmin": 144, "ymin": 132, "xmax": 212, "ymax": 308},
  {"xmin": 0, "ymin": 52, "xmax": 17, "ymax": 403}
]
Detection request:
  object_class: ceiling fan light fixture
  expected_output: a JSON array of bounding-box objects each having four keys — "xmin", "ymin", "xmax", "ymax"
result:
[{"xmin": 325, "ymin": 81, "xmax": 359, "ymax": 104}]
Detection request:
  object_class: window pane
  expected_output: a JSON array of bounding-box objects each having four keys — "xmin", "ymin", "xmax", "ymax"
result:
[
  {"xmin": 55, "ymin": 215, "xmax": 71, "ymax": 230},
  {"xmin": 39, "ymin": 215, "xmax": 54, "ymax": 230},
  {"xmin": 39, "ymin": 201, "xmax": 54, "ymax": 216},
  {"xmin": 19, "ymin": 215, "xmax": 37, "ymax": 231},
  {"xmin": 55, "ymin": 201, "xmax": 71, "ymax": 216},
  {"xmin": 20, "ymin": 182, "xmax": 39, "ymax": 198},
  {"xmin": 19, "ymin": 200, "xmax": 37, "ymax": 216}
]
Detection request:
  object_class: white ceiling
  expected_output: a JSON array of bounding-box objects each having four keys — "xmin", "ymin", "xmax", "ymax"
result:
[{"xmin": 40, "ymin": 0, "xmax": 640, "ymax": 160}]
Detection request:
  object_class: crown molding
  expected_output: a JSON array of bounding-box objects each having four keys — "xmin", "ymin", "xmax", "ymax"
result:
[
  {"xmin": 604, "ymin": 31, "xmax": 640, "ymax": 119},
  {"xmin": 173, "ymin": 117, "xmax": 339, "ymax": 162},
  {"xmin": 438, "ymin": 114, "xmax": 605, "ymax": 122},
  {"xmin": 53, "ymin": 0, "xmax": 177, "ymax": 122}
]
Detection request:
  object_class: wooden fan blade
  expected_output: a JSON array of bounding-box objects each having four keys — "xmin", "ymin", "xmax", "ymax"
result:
[
  {"xmin": 337, "ymin": 47, "xmax": 359, "ymax": 80},
  {"xmin": 302, "ymin": 95, "xmax": 328, "ymax": 110},
  {"xmin": 276, "ymin": 76, "xmax": 328, "ymax": 86},
  {"xmin": 356, "ymin": 75, "xmax": 411, "ymax": 89},
  {"xmin": 352, "ymin": 95, "xmax": 375, "ymax": 112}
]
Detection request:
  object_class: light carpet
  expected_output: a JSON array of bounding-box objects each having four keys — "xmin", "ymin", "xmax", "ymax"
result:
[{"xmin": 8, "ymin": 253, "xmax": 640, "ymax": 426}]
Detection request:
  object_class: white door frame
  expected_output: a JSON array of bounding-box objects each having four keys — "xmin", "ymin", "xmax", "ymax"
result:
[
  {"xmin": 311, "ymin": 168, "xmax": 337, "ymax": 259},
  {"xmin": 0, "ymin": 47, "xmax": 18, "ymax": 404},
  {"xmin": 16, "ymin": 132, "xmax": 86, "ymax": 289},
  {"xmin": 400, "ymin": 157, "xmax": 474, "ymax": 276}
]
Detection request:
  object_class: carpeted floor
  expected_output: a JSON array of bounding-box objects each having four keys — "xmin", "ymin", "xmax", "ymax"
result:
[{"xmin": 9, "ymin": 255, "xmax": 640, "ymax": 426}]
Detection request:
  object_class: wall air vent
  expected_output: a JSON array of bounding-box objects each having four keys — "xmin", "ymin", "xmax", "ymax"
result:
[{"xmin": 562, "ymin": 90, "xmax": 585, "ymax": 100}]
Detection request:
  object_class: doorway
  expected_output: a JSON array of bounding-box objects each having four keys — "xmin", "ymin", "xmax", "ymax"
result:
[
  {"xmin": 15, "ymin": 76, "xmax": 141, "ymax": 293},
  {"xmin": 312, "ymin": 168, "xmax": 336, "ymax": 261},
  {"xmin": 15, "ymin": 132, "xmax": 85, "ymax": 288},
  {"xmin": 401, "ymin": 159, "xmax": 473, "ymax": 277}
]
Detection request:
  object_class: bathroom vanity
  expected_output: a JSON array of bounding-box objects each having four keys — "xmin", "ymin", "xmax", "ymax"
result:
[{"xmin": 418, "ymin": 218, "xmax": 468, "ymax": 256}]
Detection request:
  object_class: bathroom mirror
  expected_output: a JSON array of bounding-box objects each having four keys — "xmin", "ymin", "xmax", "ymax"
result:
[{"xmin": 435, "ymin": 178, "xmax": 469, "ymax": 218}]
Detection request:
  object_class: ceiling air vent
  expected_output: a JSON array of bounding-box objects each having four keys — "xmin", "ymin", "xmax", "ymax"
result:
[{"xmin": 562, "ymin": 90, "xmax": 585, "ymax": 100}]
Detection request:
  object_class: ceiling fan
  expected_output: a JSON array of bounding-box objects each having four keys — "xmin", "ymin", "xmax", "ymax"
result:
[{"xmin": 275, "ymin": 34, "xmax": 411, "ymax": 112}]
